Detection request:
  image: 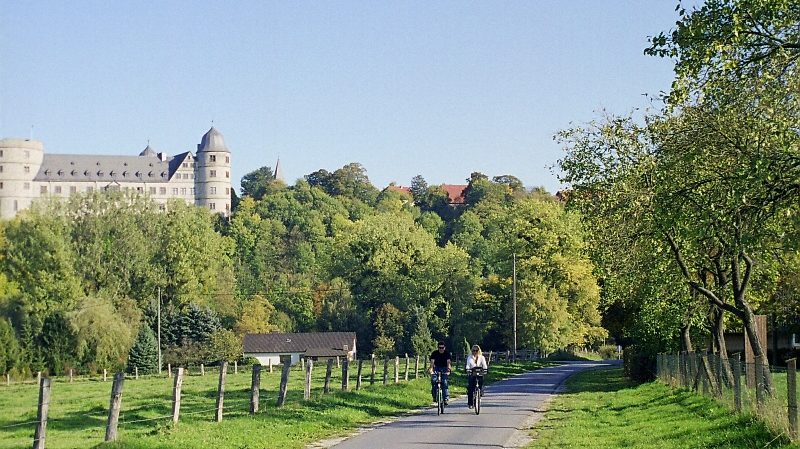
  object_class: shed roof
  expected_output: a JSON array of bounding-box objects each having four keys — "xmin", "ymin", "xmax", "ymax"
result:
[{"xmin": 243, "ymin": 332, "xmax": 355, "ymax": 354}]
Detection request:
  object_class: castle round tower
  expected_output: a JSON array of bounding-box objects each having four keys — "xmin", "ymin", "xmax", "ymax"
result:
[
  {"xmin": 0, "ymin": 139, "xmax": 44, "ymax": 219},
  {"xmin": 194, "ymin": 127, "xmax": 231, "ymax": 216}
]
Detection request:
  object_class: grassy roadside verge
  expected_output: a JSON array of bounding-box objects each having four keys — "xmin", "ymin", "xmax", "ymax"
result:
[
  {"xmin": 528, "ymin": 367, "xmax": 799, "ymax": 449},
  {"xmin": 0, "ymin": 361, "xmax": 547, "ymax": 449}
]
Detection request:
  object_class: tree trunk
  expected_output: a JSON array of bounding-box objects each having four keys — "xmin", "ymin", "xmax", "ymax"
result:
[{"xmin": 710, "ymin": 305, "xmax": 735, "ymax": 386}]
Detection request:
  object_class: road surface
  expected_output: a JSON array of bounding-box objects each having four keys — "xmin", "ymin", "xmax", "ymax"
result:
[{"xmin": 325, "ymin": 361, "xmax": 613, "ymax": 449}]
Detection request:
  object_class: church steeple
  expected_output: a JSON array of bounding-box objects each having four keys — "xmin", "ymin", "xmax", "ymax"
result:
[{"xmin": 274, "ymin": 158, "xmax": 284, "ymax": 182}]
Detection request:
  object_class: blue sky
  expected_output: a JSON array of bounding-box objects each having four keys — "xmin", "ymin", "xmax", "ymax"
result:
[{"xmin": 0, "ymin": 1, "xmax": 682, "ymax": 194}]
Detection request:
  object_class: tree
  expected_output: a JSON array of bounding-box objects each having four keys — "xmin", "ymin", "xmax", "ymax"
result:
[
  {"xmin": 207, "ymin": 329, "xmax": 242, "ymax": 363},
  {"xmin": 410, "ymin": 175, "xmax": 429, "ymax": 203},
  {"xmin": 71, "ymin": 296, "xmax": 139, "ymax": 372},
  {"xmin": 0, "ymin": 318, "xmax": 21, "ymax": 374},
  {"xmin": 234, "ymin": 295, "xmax": 282, "ymax": 335},
  {"xmin": 410, "ymin": 306, "xmax": 436, "ymax": 357},
  {"xmin": 127, "ymin": 325, "xmax": 158, "ymax": 374},
  {"xmin": 241, "ymin": 166, "xmax": 282, "ymax": 200}
]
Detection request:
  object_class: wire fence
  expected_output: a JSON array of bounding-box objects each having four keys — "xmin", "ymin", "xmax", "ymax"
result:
[{"xmin": 657, "ymin": 352, "xmax": 799, "ymax": 441}]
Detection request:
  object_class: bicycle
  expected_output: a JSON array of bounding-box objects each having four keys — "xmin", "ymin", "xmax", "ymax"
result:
[
  {"xmin": 468, "ymin": 367, "xmax": 486, "ymax": 415},
  {"xmin": 432, "ymin": 371, "xmax": 446, "ymax": 415}
]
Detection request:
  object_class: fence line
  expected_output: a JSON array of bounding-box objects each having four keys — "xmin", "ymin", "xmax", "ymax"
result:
[
  {"xmin": 2, "ymin": 352, "xmax": 537, "ymax": 448},
  {"xmin": 657, "ymin": 351, "xmax": 797, "ymax": 441}
]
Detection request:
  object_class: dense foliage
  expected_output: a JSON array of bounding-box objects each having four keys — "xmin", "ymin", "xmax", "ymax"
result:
[
  {"xmin": 557, "ymin": 0, "xmax": 800, "ymax": 380},
  {"xmin": 0, "ymin": 161, "xmax": 604, "ymax": 375}
]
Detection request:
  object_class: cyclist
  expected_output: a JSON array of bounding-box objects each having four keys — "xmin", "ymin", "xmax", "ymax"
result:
[
  {"xmin": 429, "ymin": 341, "xmax": 452, "ymax": 406},
  {"xmin": 466, "ymin": 344, "xmax": 488, "ymax": 409}
]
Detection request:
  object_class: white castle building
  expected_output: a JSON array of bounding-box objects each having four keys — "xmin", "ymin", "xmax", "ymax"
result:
[{"xmin": 0, "ymin": 127, "xmax": 232, "ymax": 219}]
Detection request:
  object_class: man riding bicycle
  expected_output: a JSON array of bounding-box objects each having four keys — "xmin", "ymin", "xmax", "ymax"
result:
[
  {"xmin": 429, "ymin": 341, "xmax": 452, "ymax": 406},
  {"xmin": 466, "ymin": 344, "xmax": 488, "ymax": 409}
]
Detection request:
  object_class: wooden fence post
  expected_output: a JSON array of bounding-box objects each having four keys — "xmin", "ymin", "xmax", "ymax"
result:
[
  {"xmin": 215, "ymin": 362, "xmax": 228, "ymax": 422},
  {"xmin": 788, "ymin": 358, "xmax": 797, "ymax": 439},
  {"xmin": 394, "ymin": 356, "xmax": 400, "ymax": 384},
  {"xmin": 342, "ymin": 359, "xmax": 349, "ymax": 391},
  {"xmin": 404, "ymin": 355, "xmax": 409, "ymax": 381},
  {"xmin": 5, "ymin": 372, "xmax": 9, "ymax": 386},
  {"xmin": 103, "ymin": 369, "xmax": 108, "ymax": 382},
  {"xmin": 172, "ymin": 367, "xmax": 184, "ymax": 423},
  {"xmin": 324, "ymin": 359, "xmax": 334, "ymax": 394},
  {"xmin": 301, "ymin": 358, "xmax": 305, "ymax": 372},
  {"xmin": 234, "ymin": 361, "xmax": 238, "ymax": 375},
  {"xmin": 268, "ymin": 358, "xmax": 273, "ymax": 374},
  {"xmin": 370, "ymin": 356, "xmax": 376, "ymax": 385},
  {"xmin": 356, "ymin": 360, "xmax": 363, "ymax": 390},
  {"xmin": 201, "ymin": 364, "xmax": 205, "ymax": 376},
  {"xmin": 304, "ymin": 360, "xmax": 312, "ymax": 400},
  {"xmin": 104, "ymin": 372, "xmax": 125, "ymax": 442},
  {"xmin": 134, "ymin": 366, "xmax": 139, "ymax": 380},
  {"xmin": 337, "ymin": 356, "xmax": 341, "ymax": 369},
  {"xmin": 733, "ymin": 355, "xmax": 743, "ymax": 412},
  {"xmin": 36, "ymin": 371, "xmax": 41, "ymax": 386},
  {"xmin": 32, "ymin": 377, "xmax": 51, "ymax": 449},
  {"xmin": 167, "ymin": 364, "xmax": 172, "ymax": 378},
  {"xmin": 250, "ymin": 364, "xmax": 261, "ymax": 413},
  {"xmin": 415, "ymin": 355, "xmax": 419, "ymax": 380},
  {"xmin": 69, "ymin": 369, "xmax": 74, "ymax": 383},
  {"xmin": 277, "ymin": 361, "xmax": 291, "ymax": 407},
  {"xmin": 383, "ymin": 358, "xmax": 389, "ymax": 385}
]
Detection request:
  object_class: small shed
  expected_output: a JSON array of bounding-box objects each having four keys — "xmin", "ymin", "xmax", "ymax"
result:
[{"xmin": 243, "ymin": 332, "xmax": 356, "ymax": 366}]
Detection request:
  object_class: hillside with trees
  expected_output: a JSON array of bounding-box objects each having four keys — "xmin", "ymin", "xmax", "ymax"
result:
[{"xmin": 0, "ymin": 163, "xmax": 605, "ymax": 376}]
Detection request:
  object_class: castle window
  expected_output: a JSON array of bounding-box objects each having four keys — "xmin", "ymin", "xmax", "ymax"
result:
[
  {"xmin": 172, "ymin": 188, "xmax": 178, "ymax": 195},
  {"xmin": 148, "ymin": 171, "xmax": 154, "ymax": 178},
  {"xmin": 210, "ymin": 155, "xmax": 216, "ymax": 162},
  {"xmin": 23, "ymin": 182, "xmax": 30, "ymax": 190},
  {"xmin": 183, "ymin": 173, "xmax": 189, "ymax": 179},
  {"xmin": 24, "ymin": 166, "xmax": 30, "ymax": 173},
  {"xmin": 57, "ymin": 169, "xmax": 64, "ymax": 176},
  {"xmin": 210, "ymin": 170, "xmax": 217, "ymax": 178},
  {"xmin": 13, "ymin": 200, "xmax": 17, "ymax": 211},
  {"xmin": 226, "ymin": 188, "xmax": 230, "ymax": 195},
  {"xmin": 70, "ymin": 186, "xmax": 77, "ymax": 194},
  {"xmin": 190, "ymin": 174, "xmax": 194, "ymax": 179},
  {"xmin": 190, "ymin": 187, "xmax": 195, "ymax": 194},
  {"xmin": 210, "ymin": 187, "xmax": 217, "ymax": 194},
  {"xmin": 182, "ymin": 163, "xmax": 188, "ymax": 168},
  {"xmin": 0, "ymin": 166, "xmax": 3, "ymax": 173},
  {"xmin": 97, "ymin": 171, "xmax": 104, "ymax": 177},
  {"xmin": 54, "ymin": 186, "xmax": 62, "ymax": 194},
  {"xmin": 122, "ymin": 171, "xmax": 129, "ymax": 177},
  {"xmin": 136, "ymin": 171, "xmax": 142, "ymax": 178},
  {"xmin": 160, "ymin": 187, "xmax": 166, "ymax": 195},
  {"xmin": 209, "ymin": 203, "xmax": 216, "ymax": 210},
  {"xmin": 225, "ymin": 156, "xmax": 229, "ymax": 163},
  {"xmin": 0, "ymin": 150, "xmax": 3, "ymax": 157},
  {"xmin": 180, "ymin": 188, "xmax": 187, "ymax": 195},
  {"xmin": 0, "ymin": 182, "xmax": 3, "ymax": 189},
  {"xmin": 71, "ymin": 170, "xmax": 77, "ymax": 176},
  {"xmin": 150, "ymin": 187, "xmax": 156, "ymax": 194},
  {"xmin": 225, "ymin": 171, "xmax": 229, "ymax": 178},
  {"xmin": 225, "ymin": 203, "xmax": 230, "ymax": 212},
  {"xmin": 109, "ymin": 170, "xmax": 116, "ymax": 177},
  {"xmin": 40, "ymin": 185, "xmax": 47, "ymax": 194}
]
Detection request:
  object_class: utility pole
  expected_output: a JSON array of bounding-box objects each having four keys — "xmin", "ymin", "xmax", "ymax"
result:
[
  {"xmin": 513, "ymin": 253, "xmax": 517, "ymax": 362},
  {"xmin": 157, "ymin": 287, "xmax": 162, "ymax": 374}
]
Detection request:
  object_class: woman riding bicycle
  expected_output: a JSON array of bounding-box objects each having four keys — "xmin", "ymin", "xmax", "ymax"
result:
[{"xmin": 465, "ymin": 344, "xmax": 488, "ymax": 409}]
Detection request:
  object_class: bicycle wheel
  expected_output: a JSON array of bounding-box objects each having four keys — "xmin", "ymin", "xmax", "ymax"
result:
[
  {"xmin": 437, "ymin": 387, "xmax": 444, "ymax": 415},
  {"xmin": 474, "ymin": 387, "xmax": 481, "ymax": 415}
]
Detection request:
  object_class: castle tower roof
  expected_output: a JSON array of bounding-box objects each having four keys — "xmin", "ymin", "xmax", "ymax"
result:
[
  {"xmin": 197, "ymin": 127, "xmax": 230, "ymax": 154},
  {"xmin": 139, "ymin": 145, "xmax": 157, "ymax": 157}
]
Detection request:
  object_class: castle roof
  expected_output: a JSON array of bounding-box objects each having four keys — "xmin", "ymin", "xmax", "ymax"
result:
[
  {"xmin": 196, "ymin": 127, "xmax": 230, "ymax": 154},
  {"xmin": 33, "ymin": 154, "xmax": 172, "ymax": 183},
  {"xmin": 139, "ymin": 145, "xmax": 157, "ymax": 157}
]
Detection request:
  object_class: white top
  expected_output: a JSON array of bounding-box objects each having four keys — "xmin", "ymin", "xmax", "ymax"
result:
[{"xmin": 465, "ymin": 354, "xmax": 488, "ymax": 371}]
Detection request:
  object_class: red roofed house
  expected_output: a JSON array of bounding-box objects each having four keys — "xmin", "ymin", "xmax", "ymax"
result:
[
  {"xmin": 243, "ymin": 332, "xmax": 356, "ymax": 366},
  {"xmin": 385, "ymin": 184, "xmax": 467, "ymax": 205}
]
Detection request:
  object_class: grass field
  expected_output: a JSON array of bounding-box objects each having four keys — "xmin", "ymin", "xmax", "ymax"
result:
[
  {"xmin": 0, "ymin": 361, "xmax": 547, "ymax": 449},
  {"xmin": 528, "ymin": 367, "xmax": 800, "ymax": 449}
]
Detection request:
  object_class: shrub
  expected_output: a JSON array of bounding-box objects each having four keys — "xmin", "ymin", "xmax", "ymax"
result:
[
  {"xmin": 623, "ymin": 345, "xmax": 655, "ymax": 381},
  {"xmin": 598, "ymin": 345, "xmax": 618, "ymax": 360}
]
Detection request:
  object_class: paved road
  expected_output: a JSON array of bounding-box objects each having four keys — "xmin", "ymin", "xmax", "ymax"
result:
[{"xmin": 328, "ymin": 361, "xmax": 613, "ymax": 449}]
